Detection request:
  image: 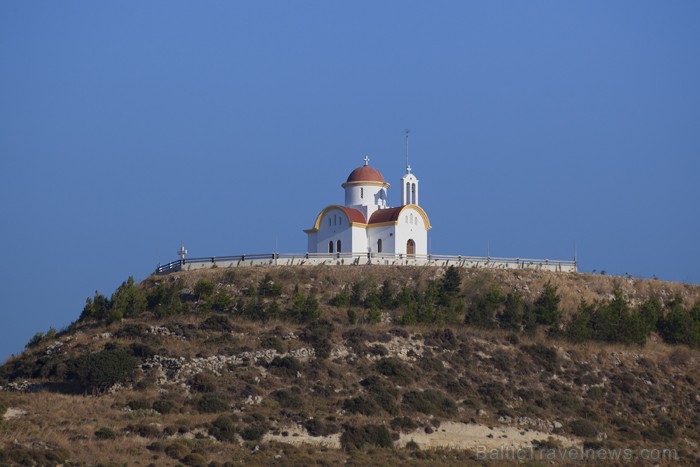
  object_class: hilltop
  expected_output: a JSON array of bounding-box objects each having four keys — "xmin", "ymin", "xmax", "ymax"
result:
[{"xmin": 1, "ymin": 266, "xmax": 700, "ymax": 466}]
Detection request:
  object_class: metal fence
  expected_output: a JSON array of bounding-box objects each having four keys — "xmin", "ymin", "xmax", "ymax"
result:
[{"xmin": 155, "ymin": 252, "xmax": 577, "ymax": 275}]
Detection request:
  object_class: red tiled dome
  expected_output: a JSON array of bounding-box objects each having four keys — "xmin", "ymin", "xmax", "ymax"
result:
[{"xmin": 346, "ymin": 165, "xmax": 385, "ymax": 183}]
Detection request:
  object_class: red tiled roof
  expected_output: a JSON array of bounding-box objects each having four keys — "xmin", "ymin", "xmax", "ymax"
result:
[
  {"xmin": 346, "ymin": 165, "xmax": 385, "ymax": 183},
  {"xmin": 368, "ymin": 207, "xmax": 403, "ymax": 224},
  {"xmin": 338, "ymin": 206, "xmax": 367, "ymax": 224}
]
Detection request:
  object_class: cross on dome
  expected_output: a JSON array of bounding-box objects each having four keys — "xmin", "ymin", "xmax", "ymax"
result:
[{"xmin": 363, "ymin": 156, "xmax": 370, "ymax": 166}]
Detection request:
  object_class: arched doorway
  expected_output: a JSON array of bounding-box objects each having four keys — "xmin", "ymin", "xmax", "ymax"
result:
[{"xmin": 407, "ymin": 239, "xmax": 415, "ymax": 256}]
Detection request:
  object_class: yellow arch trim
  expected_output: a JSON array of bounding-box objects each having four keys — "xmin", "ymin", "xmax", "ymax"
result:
[
  {"xmin": 307, "ymin": 205, "xmax": 365, "ymax": 232},
  {"xmin": 400, "ymin": 204, "xmax": 432, "ymax": 230}
]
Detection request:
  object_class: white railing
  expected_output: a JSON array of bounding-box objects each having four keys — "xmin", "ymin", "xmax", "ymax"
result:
[{"xmin": 155, "ymin": 252, "xmax": 577, "ymax": 275}]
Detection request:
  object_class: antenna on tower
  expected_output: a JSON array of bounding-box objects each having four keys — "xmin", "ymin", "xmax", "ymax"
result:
[{"xmin": 405, "ymin": 129, "xmax": 411, "ymax": 172}]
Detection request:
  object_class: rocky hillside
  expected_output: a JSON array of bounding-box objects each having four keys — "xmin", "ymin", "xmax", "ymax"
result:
[{"xmin": 1, "ymin": 266, "xmax": 699, "ymax": 466}]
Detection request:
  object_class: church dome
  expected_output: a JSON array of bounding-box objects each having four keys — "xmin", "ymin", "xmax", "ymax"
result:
[{"xmin": 346, "ymin": 165, "xmax": 385, "ymax": 184}]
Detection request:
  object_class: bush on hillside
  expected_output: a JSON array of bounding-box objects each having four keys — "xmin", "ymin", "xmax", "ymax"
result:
[
  {"xmin": 340, "ymin": 424, "xmax": 393, "ymax": 450},
  {"xmin": 531, "ymin": 281, "xmax": 561, "ymax": 325},
  {"xmin": 305, "ymin": 418, "xmax": 339, "ymax": 437},
  {"xmin": 196, "ymin": 394, "xmax": 229, "ymax": 413},
  {"xmin": 522, "ymin": 344, "xmax": 558, "ymax": 372},
  {"xmin": 240, "ymin": 422, "xmax": 268, "ymax": 441},
  {"xmin": 146, "ymin": 281, "xmax": 186, "ymax": 317},
  {"xmin": 200, "ymin": 315, "xmax": 232, "ymax": 332},
  {"xmin": 267, "ymin": 356, "xmax": 302, "ymax": 378},
  {"xmin": 258, "ymin": 273, "xmax": 282, "ymax": 297},
  {"xmin": 209, "ymin": 415, "xmax": 237, "ymax": 442},
  {"xmin": 193, "ymin": 280, "xmax": 215, "ymax": 301},
  {"xmin": 68, "ymin": 347, "xmax": 135, "ymax": 393},
  {"xmin": 402, "ymin": 389, "xmax": 456, "ymax": 416},
  {"xmin": 94, "ymin": 427, "xmax": 117, "ymax": 440},
  {"xmin": 464, "ymin": 285, "xmax": 504, "ymax": 328},
  {"xmin": 569, "ymin": 419, "xmax": 600, "ymax": 438},
  {"xmin": 440, "ymin": 266, "xmax": 462, "ymax": 296},
  {"xmin": 658, "ymin": 297, "xmax": 700, "ymax": 348},
  {"xmin": 375, "ymin": 358, "xmax": 413, "ymax": 385}
]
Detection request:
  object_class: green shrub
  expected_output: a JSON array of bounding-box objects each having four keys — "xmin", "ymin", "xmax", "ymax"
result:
[
  {"xmin": 424, "ymin": 329, "xmax": 458, "ymax": 350},
  {"xmin": 95, "ymin": 427, "xmax": 117, "ymax": 440},
  {"xmin": 531, "ymin": 281, "xmax": 561, "ymax": 325},
  {"xmin": 182, "ymin": 453, "xmax": 208, "ymax": 467},
  {"xmin": 111, "ymin": 276, "xmax": 147, "ymax": 318},
  {"xmin": 441, "ymin": 266, "xmax": 462, "ymax": 296},
  {"xmin": 189, "ymin": 373, "xmax": 217, "ymax": 393},
  {"xmin": 115, "ymin": 323, "xmax": 149, "ymax": 339},
  {"xmin": 165, "ymin": 441, "xmax": 190, "ymax": 460},
  {"xmin": 146, "ymin": 281, "xmax": 186, "ymax": 317},
  {"xmin": 200, "ymin": 315, "xmax": 232, "ymax": 332},
  {"xmin": 402, "ymin": 389, "xmax": 456, "ymax": 416},
  {"xmin": 380, "ymin": 280, "xmax": 397, "ymax": 309},
  {"xmin": 126, "ymin": 399, "xmax": 151, "ymax": 411},
  {"xmin": 240, "ymin": 422, "xmax": 268, "ymax": 441},
  {"xmin": 210, "ymin": 415, "xmax": 237, "ymax": 442},
  {"xmin": 271, "ymin": 389, "xmax": 303, "ymax": 409},
  {"xmin": 196, "ymin": 394, "xmax": 229, "ymax": 413},
  {"xmin": 259, "ymin": 273, "xmax": 282, "ymax": 297},
  {"xmin": 375, "ymin": 358, "xmax": 413, "ymax": 385},
  {"xmin": 68, "ymin": 347, "xmax": 135, "ymax": 393},
  {"xmin": 499, "ymin": 292, "xmax": 524, "ymax": 330},
  {"xmin": 655, "ymin": 417, "xmax": 677, "ymax": 440},
  {"xmin": 390, "ymin": 416, "xmax": 419, "ymax": 433},
  {"xmin": 361, "ymin": 375, "xmax": 399, "ymax": 414},
  {"xmin": 210, "ymin": 289, "xmax": 232, "ymax": 312},
  {"xmin": 341, "ymin": 424, "xmax": 393, "ymax": 450},
  {"xmin": 478, "ymin": 381, "xmax": 508, "ymax": 407},
  {"xmin": 128, "ymin": 423, "xmax": 161, "ymax": 438},
  {"xmin": 343, "ymin": 396, "xmax": 381, "ymax": 415},
  {"xmin": 522, "ymin": 344, "xmax": 558, "ymax": 372},
  {"xmin": 260, "ymin": 336, "xmax": 285, "ymax": 354},
  {"xmin": 302, "ymin": 320, "xmax": 334, "ymax": 359},
  {"xmin": 569, "ymin": 419, "xmax": 599, "ymax": 438},
  {"xmin": 268, "ymin": 356, "xmax": 302, "ymax": 378},
  {"xmin": 193, "ymin": 280, "xmax": 215, "ymax": 301},
  {"xmin": 331, "ymin": 288, "xmax": 351, "ymax": 307},
  {"xmin": 288, "ymin": 288, "xmax": 321, "ymax": 323},
  {"xmin": 658, "ymin": 298, "xmax": 700, "ymax": 347},
  {"xmin": 465, "ymin": 285, "xmax": 504, "ymax": 328},
  {"xmin": 304, "ymin": 418, "xmax": 339, "ymax": 437},
  {"xmin": 153, "ymin": 399, "xmax": 177, "ymax": 414}
]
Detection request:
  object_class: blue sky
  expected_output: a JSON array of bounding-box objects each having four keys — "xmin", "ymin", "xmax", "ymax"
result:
[{"xmin": 1, "ymin": 1, "xmax": 699, "ymax": 362}]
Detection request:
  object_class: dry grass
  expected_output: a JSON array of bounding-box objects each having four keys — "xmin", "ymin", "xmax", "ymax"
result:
[{"xmin": 2, "ymin": 266, "xmax": 700, "ymax": 465}]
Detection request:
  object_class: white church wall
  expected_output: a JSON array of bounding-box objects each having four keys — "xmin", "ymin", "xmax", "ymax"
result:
[
  {"xmin": 367, "ymin": 225, "xmax": 396, "ymax": 254},
  {"xmin": 351, "ymin": 226, "xmax": 368, "ymax": 254},
  {"xmin": 344, "ymin": 184, "xmax": 387, "ymax": 219},
  {"xmin": 314, "ymin": 208, "xmax": 355, "ymax": 254},
  {"xmin": 394, "ymin": 207, "xmax": 428, "ymax": 255}
]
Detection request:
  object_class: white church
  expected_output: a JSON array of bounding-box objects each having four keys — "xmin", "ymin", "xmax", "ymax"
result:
[{"xmin": 305, "ymin": 157, "xmax": 431, "ymax": 256}]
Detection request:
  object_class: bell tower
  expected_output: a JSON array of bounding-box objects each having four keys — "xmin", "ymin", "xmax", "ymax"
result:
[{"xmin": 400, "ymin": 130, "xmax": 419, "ymax": 206}]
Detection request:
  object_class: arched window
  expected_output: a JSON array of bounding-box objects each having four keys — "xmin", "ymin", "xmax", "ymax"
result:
[
  {"xmin": 328, "ymin": 241, "xmax": 334, "ymax": 253},
  {"xmin": 337, "ymin": 240, "xmax": 342, "ymax": 253},
  {"xmin": 377, "ymin": 239, "xmax": 383, "ymax": 253},
  {"xmin": 328, "ymin": 218, "xmax": 331, "ymax": 227},
  {"xmin": 411, "ymin": 183, "xmax": 416, "ymax": 204},
  {"xmin": 339, "ymin": 217, "xmax": 342, "ymax": 225},
  {"xmin": 405, "ymin": 182, "xmax": 410, "ymax": 204},
  {"xmin": 361, "ymin": 187, "xmax": 364, "ymax": 199}
]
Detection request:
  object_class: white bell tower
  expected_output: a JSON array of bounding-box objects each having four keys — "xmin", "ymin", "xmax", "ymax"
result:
[{"xmin": 401, "ymin": 130, "xmax": 419, "ymax": 206}]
